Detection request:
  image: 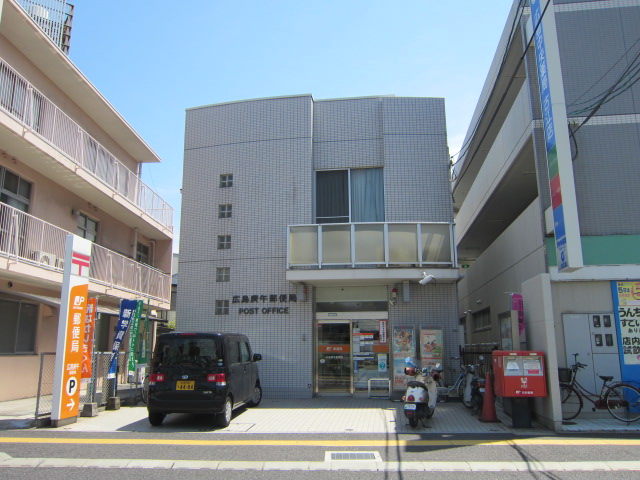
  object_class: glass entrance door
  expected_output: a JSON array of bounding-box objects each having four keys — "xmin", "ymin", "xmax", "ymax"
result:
[{"xmin": 317, "ymin": 322, "xmax": 351, "ymax": 394}]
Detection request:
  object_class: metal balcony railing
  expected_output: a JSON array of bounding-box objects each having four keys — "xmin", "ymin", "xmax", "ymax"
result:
[
  {"xmin": 0, "ymin": 57, "xmax": 173, "ymax": 231},
  {"xmin": 0, "ymin": 202, "xmax": 170, "ymax": 302},
  {"xmin": 287, "ymin": 222, "xmax": 455, "ymax": 269},
  {"xmin": 17, "ymin": 0, "xmax": 73, "ymax": 53}
]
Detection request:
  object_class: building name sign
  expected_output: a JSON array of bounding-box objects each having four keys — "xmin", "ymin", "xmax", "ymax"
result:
[{"xmin": 234, "ymin": 293, "xmax": 297, "ymax": 315}]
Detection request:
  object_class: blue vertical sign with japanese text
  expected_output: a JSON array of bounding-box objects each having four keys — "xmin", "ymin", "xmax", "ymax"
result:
[
  {"xmin": 530, "ymin": 0, "xmax": 569, "ymax": 271},
  {"xmin": 107, "ymin": 299, "xmax": 143, "ymax": 379}
]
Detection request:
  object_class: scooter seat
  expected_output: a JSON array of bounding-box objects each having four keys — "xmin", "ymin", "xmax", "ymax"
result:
[{"xmin": 407, "ymin": 380, "xmax": 428, "ymax": 389}]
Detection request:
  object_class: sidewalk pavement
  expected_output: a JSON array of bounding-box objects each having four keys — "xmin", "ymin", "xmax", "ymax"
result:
[{"xmin": 2, "ymin": 395, "xmax": 640, "ymax": 434}]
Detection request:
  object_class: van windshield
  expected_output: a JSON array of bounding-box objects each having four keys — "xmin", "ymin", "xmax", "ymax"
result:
[{"xmin": 154, "ymin": 336, "xmax": 222, "ymax": 368}]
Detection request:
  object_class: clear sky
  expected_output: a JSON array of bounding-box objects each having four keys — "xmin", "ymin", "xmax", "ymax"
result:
[{"xmin": 68, "ymin": 0, "xmax": 514, "ymax": 251}]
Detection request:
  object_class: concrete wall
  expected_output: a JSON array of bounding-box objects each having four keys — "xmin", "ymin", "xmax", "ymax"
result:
[
  {"xmin": 458, "ymin": 200, "xmax": 547, "ymax": 344},
  {"xmin": 455, "ymin": 84, "xmax": 533, "ymax": 240},
  {"xmin": 522, "ymin": 274, "xmax": 561, "ymax": 432}
]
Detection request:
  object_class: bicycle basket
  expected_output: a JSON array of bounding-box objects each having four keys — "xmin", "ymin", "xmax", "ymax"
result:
[{"xmin": 558, "ymin": 368, "xmax": 572, "ymax": 383}]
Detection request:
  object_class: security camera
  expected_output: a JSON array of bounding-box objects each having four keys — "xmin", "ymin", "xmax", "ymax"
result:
[{"xmin": 419, "ymin": 273, "xmax": 435, "ymax": 285}]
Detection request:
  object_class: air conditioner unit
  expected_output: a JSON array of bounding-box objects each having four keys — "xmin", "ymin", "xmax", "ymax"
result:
[{"xmin": 34, "ymin": 252, "xmax": 57, "ymax": 266}]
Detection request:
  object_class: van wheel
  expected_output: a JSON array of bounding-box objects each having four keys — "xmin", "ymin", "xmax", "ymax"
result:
[
  {"xmin": 148, "ymin": 412, "xmax": 165, "ymax": 426},
  {"xmin": 247, "ymin": 384, "xmax": 262, "ymax": 407},
  {"xmin": 217, "ymin": 396, "xmax": 233, "ymax": 427}
]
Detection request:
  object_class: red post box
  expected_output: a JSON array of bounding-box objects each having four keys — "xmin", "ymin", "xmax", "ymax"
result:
[{"xmin": 492, "ymin": 351, "xmax": 547, "ymax": 398}]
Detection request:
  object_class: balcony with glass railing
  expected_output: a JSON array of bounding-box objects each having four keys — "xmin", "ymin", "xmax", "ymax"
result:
[
  {"xmin": 288, "ymin": 222, "xmax": 456, "ymax": 270},
  {"xmin": 0, "ymin": 202, "xmax": 170, "ymax": 303},
  {"xmin": 0, "ymin": 57, "xmax": 173, "ymax": 231}
]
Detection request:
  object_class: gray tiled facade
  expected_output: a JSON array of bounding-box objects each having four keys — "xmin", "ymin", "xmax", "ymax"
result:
[
  {"xmin": 179, "ymin": 95, "xmax": 455, "ymax": 399},
  {"xmin": 530, "ymin": 1, "xmax": 640, "ymax": 235}
]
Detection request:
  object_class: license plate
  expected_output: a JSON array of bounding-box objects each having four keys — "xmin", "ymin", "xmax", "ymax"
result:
[
  {"xmin": 404, "ymin": 403, "xmax": 416, "ymax": 410},
  {"xmin": 176, "ymin": 380, "xmax": 195, "ymax": 391}
]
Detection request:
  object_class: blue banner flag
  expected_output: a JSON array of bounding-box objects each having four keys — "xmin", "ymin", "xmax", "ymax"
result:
[{"xmin": 107, "ymin": 299, "xmax": 143, "ymax": 379}]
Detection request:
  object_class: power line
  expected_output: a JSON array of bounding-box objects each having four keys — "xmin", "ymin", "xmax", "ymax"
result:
[
  {"xmin": 568, "ymin": 38, "xmax": 640, "ymax": 115},
  {"xmin": 571, "ymin": 46, "xmax": 640, "ymax": 134},
  {"xmin": 567, "ymin": 35, "xmax": 640, "ymax": 111}
]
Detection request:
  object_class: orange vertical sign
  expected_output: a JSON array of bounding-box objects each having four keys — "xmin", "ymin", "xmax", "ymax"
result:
[
  {"xmin": 52, "ymin": 235, "xmax": 91, "ymax": 427},
  {"xmin": 59, "ymin": 284, "xmax": 88, "ymax": 420},
  {"xmin": 81, "ymin": 298, "xmax": 97, "ymax": 379}
]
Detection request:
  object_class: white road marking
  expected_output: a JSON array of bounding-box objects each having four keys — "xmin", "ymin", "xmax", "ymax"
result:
[{"xmin": 1, "ymin": 454, "xmax": 640, "ymax": 472}]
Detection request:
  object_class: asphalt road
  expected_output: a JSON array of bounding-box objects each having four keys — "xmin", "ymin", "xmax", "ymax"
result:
[{"xmin": 2, "ymin": 430, "xmax": 640, "ymax": 479}]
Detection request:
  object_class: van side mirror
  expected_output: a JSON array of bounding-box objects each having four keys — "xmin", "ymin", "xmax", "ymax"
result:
[{"xmin": 253, "ymin": 353, "xmax": 262, "ymax": 362}]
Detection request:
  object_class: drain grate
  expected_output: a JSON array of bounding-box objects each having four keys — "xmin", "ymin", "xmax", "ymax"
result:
[{"xmin": 325, "ymin": 451, "xmax": 381, "ymax": 462}]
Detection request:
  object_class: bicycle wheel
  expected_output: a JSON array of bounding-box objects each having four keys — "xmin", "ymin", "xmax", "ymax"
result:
[
  {"xmin": 141, "ymin": 374, "xmax": 150, "ymax": 404},
  {"xmin": 605, "ymin": 384, "xmax": 640, "ymax": 422},
  {"xmin": 560, "ymin": 384, "xmax": 582, "ymax": 421}
]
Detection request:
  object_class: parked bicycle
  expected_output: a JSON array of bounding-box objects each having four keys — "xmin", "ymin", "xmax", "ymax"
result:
[
  {"xmin": 559, "ymin": 353, "xmax": 640, "ymax": 422},
  {"xmin": 438, "ymin": 357, "xmax": 481, "ymax": 407}
]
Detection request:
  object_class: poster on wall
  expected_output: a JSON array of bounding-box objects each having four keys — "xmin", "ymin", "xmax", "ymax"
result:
[
  {"xmin": 392, "ymin": 326, "xmax": 415, "ymax": 388},
  {"xmin": 511, "ymin": 293, "xmax": 525, "ymax": 336},
  {"xmin": 500, "ymin": 312, "xmax": 513, "ymax": 350},
  {"xmin": 612, "ymin": 281, "xmax": 640, "ymax": 366},
  {"xmin": 378, "ymin": 320, "xmax": 387, "ymax": 344},
  {"xmin": 420, "ymin": 327, "xmax": 443, "ymax": 370}
]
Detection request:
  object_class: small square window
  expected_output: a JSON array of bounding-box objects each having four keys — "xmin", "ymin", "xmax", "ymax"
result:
[
  {"xmin": 77, "ymin": 213, "xmax": 98, "ymax": 242},
  {"xmin": 219, "ymin": 204, "xmax": 232, "ymax": 218},
  {"xmin": 220, "ymin": 174, "xmax": 233, "ymax": 188},
  {"xmin": 216, "ymin": 267, "xmax": 230, "ymax": 282},
  {"xmin": 217, "ymin": 235, "xmax": 231, "ymax": 250},
  {"xmin": 215, "ymin": 300, "xmax": 229, "ymax": 315}
]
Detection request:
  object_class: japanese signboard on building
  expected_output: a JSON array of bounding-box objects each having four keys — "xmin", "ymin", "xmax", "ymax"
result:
[
  {"xmin": 612, "ymin": 281, "xmax": 640, "ymax": 365},
  {"xmin": 530, "ymin": 0, "xmax": 583, "ymax": 272},
  {"xmin": 234, "ymin": 293, "xmax": 297, "ymax": 314}
]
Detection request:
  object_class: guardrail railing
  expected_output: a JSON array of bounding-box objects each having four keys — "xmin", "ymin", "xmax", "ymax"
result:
[
  {"xmin": 0, "ymin": 202, "xmax": 170, "ymax": 302},
  {"xmin": 288, "ymin": 222, "xmax": 455, "ymax": 269},
  {"xmin": 0, "ymin": 56, "xmax": 173, "ymax": 231}
]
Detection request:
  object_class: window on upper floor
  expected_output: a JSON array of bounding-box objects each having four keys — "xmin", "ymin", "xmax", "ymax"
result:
[
  {"xmin": 0, "ymin": 167, "xmax": 32, "ymax": 212},
  {"xmin": 217, "ymin": 235, "xmax": 231, "ymax": 250},
  {"xmin": 0, "ymin": 298, "xmax": 38, "ymax": 354},
  {"xmin": 219, "ymin": 204, "xmax": 232, "ymax": 218},
  {"xmin": 216, "ymin": 267, "xmax": 230, "ymax": 282},
  {"xmin": 316, "ymin": 168, "xmax": 384, "ymax": 223},
  {"xmin": 77, "ymin": 213, "xmax": 98, "ymax": 242},
  {"xmin": 136, "ymin": 243, "xmax": 150, "ymax": 265},
  {"xmin": 220, "ymin": 174, "xmax": 233, "ymax": 188}
]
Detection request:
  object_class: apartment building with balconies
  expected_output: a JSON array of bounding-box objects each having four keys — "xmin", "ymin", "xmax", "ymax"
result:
[
  {"xmin": 453, "ymin": 0, "xmax": 640, "ymax": 430},
  {"xmin": 0, "ymin": 0, "xmax": 173, "ymax": 401},
  {"xmin": 179, "ymin": 94, "xmax": 459, "ymax": 398}
]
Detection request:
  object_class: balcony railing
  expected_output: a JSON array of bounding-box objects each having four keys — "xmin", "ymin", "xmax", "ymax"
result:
[
  {"xmin": 0, "ymin": 57, "xmax": 173, "ymax": 231},
  {"xmin": 0, "ymin": 202, "xmax": 170, "ymax": 302},
  {"xmin": 17, "ymin": 0, "xmax": 73, "ymax": 53},
  {"xmin": 288, "ymin": 222, "xmax": 455, "ymax": 269}
]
